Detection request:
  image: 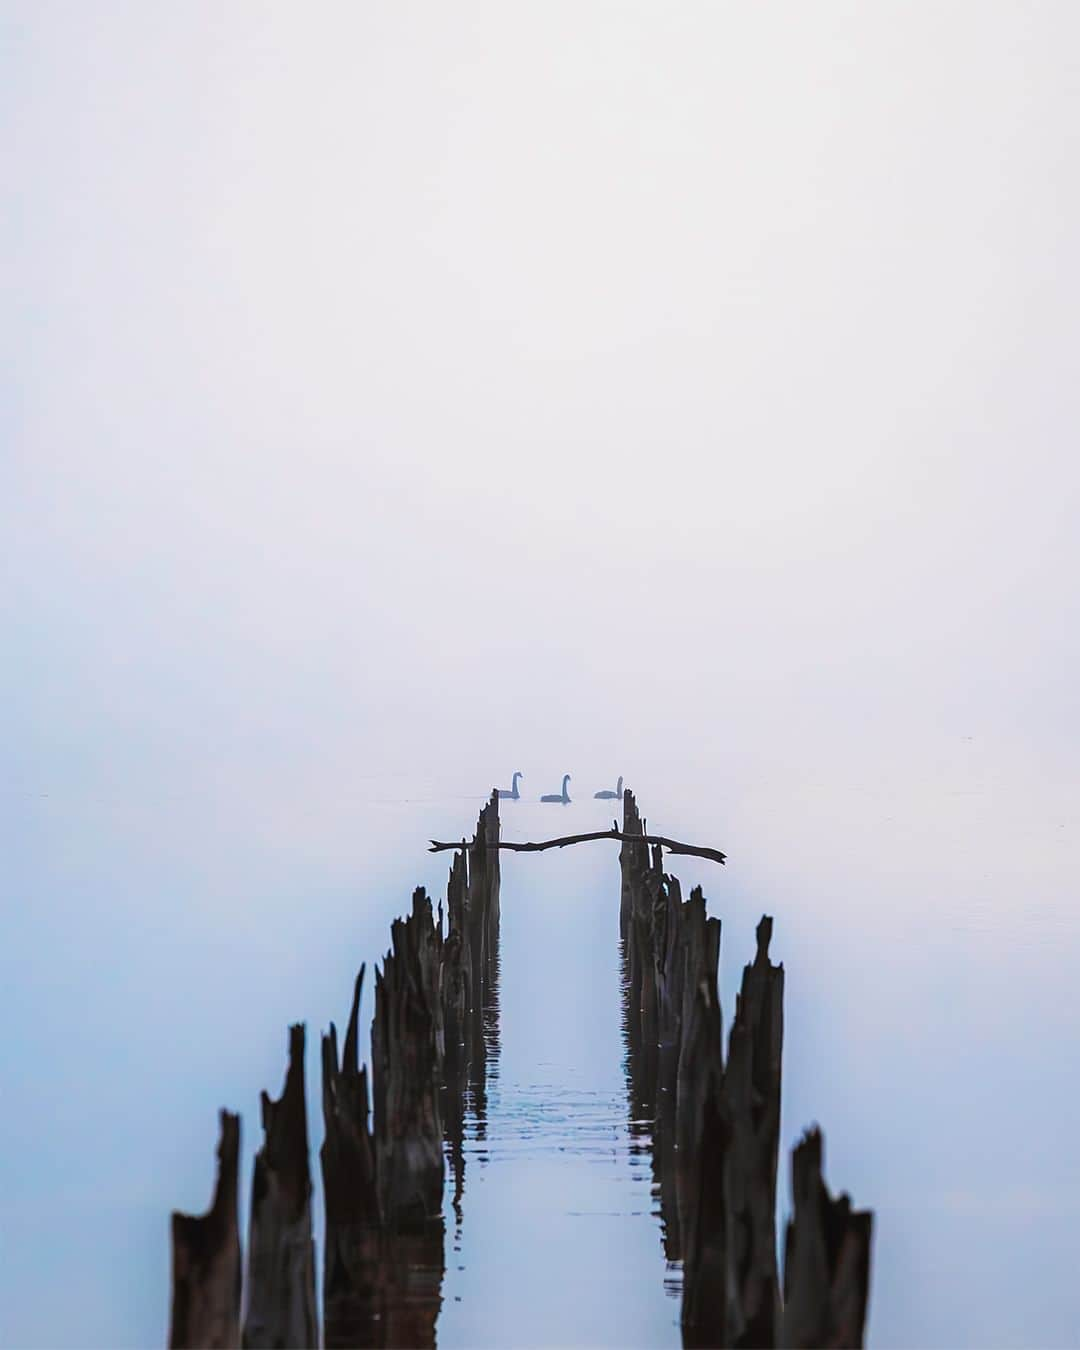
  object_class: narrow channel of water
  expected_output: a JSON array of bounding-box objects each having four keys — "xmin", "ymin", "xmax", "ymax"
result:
[{"xmin": 437, "ymin": 848, "xmax": 680, "ymax": 1349}]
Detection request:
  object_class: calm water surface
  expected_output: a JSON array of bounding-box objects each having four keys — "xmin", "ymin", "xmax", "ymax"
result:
[{"xmin": 438, "ymin": 851, "xmax": 681, "ymax": 1349}]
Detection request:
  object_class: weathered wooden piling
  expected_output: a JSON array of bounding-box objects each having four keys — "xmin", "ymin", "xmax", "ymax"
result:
[
  {"xmin": 682, "ymin": 916, "xmax": 785, "ymax": 1347},
  {"xmin": 781, "ymin": 1129, "xmax": 873, "ymax": 1350},
  {"xmin": 320, "ymin": 968, "xmax": 381, "ymax": 1349},
  {"xmin": 464, "ymin": 792, "xmax": 501, "ymax": 1122},
  {"xmin": 169, "ymin": 1110, "xmax": 242, "ymax": 1350},
  {"xmin": 721, "ymin": 917, "xmax": 785, "ymax": 1347},
  {"xmin": 371, "ymin": 887, "xmax": 446, "ymax": 1227},
  {"xmin": 243, "ymin": 1025, "xmax": 318, "ymax": 1350},
  {"xmin": 674, "ymin": 884, "xmax": 723, "ymax": 1259},
  {"xmin": 441, "ymin": 848, "xmax": 471, "ymax": 1215},
  {"xmin": 321, "ymin": 968, "xmax": 378, "ymax": 1228},
  {"xmin": 618, "ymin": 790, "xmax": 648, "ymax": 935},
  {"xmin": 618, "ymin": 793, "xmax": 659, "ymax": 1105},
  {"xmin": 438, "ymin": 796, "xmax": 501, "ymax": 1205}
]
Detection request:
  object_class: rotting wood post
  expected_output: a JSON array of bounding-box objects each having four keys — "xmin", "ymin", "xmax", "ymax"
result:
[
  {"xmin": 648, "ymin": 869, "xmax": 687, "ymax": 1261},
  {"xmin": 465, "ymin": 794, "xmax": 500, "ymax": 1113},
  {"xmin": 464, "ymin": 792, "xmax": 500, "ymax": 962},
  {"xmin": 652, "ymin": 869, "xmax": 685, "ymax": 1107},
  {"xmin": 478, "ymin": 789, "xmax": 501, "ymax": 943},
  {"xmin": 618, "ymin": 790, "xmax": 646, "ymax": 933},
  {"xmin": 677, "ymin": 925, "xmax": 726, "ymax": 1342},
  {"xmin": 619, "ymin": 793, "xmax": 661, "ymax": 1104},
  {"xmin": 781, "ymin": 1128, "xmax": 873, "ymax": 1349},
  {"xmin": 441, "ymin": 848, "xmax": 471, "ymax": 1215},
  {"xmin": 242, "ymin": 1025, "xmax": 318, "ymax": 1350},
  {"xmin": 720, "ymin": 915, "xmax": 785, "ymax": 1347},
  {"xmin": 169, "ymin": 1110, "xmax": 242, "ymax": 1350},
  {"xmin": 442, "ymin": 849, "xmax": 471, "ymax": 1056},
  {"xmin": 674, "ymin": 889, "xmax": 722, "ymax": 1246},
  {"xmin": 320, "ymin": 967, "xmax": 381, "ymax": 1349},
  {"xmin": 679, "ymin": 914, "xmax": 784, "ymax": 1347},
  {"xmin": 372, "ymin": 887, "xmax": 446, "ymax": 1226},
  {"xmin": 681, "ymin": 1056, "xmax": 730, "ymax": 1348}
]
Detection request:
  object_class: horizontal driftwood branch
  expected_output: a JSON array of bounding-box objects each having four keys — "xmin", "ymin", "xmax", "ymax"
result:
[{"xmin": 429, "ymin": 828, "xmax": 726, "ymax": 867}]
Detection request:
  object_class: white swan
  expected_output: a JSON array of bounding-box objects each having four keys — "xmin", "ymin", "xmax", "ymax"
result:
[
  {"xmin": 496, "ymin": 772, "xmax": 523, "ymax": 800},
  {"xmin": 593, "ymin": 775, "xmax": 623, "ymax": 800},
  {"xmin": 540, "ymin": 774, "xmax": 571, "ymax": 804}
]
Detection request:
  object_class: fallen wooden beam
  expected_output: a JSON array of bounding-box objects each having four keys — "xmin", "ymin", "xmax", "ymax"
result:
[{"xmin": 429, "ymin": 827, "xmax": 726, "ymax": 866}]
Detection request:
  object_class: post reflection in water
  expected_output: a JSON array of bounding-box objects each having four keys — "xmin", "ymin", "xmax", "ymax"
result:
[
  {"xmin": 620, "ymin": 935, "xmax": 684, "ymax": 1307},
  {"xmin": 445, "ymin": 910, "xmax": 502, "ymax": 1232}
]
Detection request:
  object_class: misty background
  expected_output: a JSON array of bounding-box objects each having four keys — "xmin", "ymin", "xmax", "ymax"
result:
[{"xmin": 3, "ymin": 4, "xmax": 1079, "ymax": 1346}]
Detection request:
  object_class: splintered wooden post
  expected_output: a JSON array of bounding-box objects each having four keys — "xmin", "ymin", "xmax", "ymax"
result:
[
  {"xmin": 462, "ymin": 793, "xmax": 500, "ymax": 1119},
  {"xmin": 477, "ymin": 789, "xmax": 501, "ymax": 941},
  {"xmin": 677, "ymin": 902, "xmax": 725, "ymax": 1341},
  {"xmin": 781, "ymin": 1128, "xmax": 873, "ymax": 1349},
  {"xmin": 620, "ymin": 792, "xmax": 662, "ymax": 1106},
  {"xmin": 372, "ymin": 887, "xmax": 445, "ymax": 1226},
  {"xmin": 618, "ymin": 789, "xmax": 648, "ymax": 936},
  {"xmin": 169, "ymin": 1110, "xmax": 241, "ymax": 1350},
  {"xmin": 441, "ymin": 848, "xmax": 471, "ymax": 1215},
  {"xmin": 675, "ymin": 889, "xmax": 722, "ymax": 1243},
  {"xmin": 720, "ymin": 914, "xmax": 785, "ymax": 1347},
  {"xmin": 681, "ymin": 1058, "xmax": 729, "ymax": 1348},
  {"xmin": 321, "ymin": 967, "xmax": 381, "ymax": 1349},
  {"xmin": 442, "ymin": 849, "xmax": 471, "ymax": 1045},
  {"xmin": 647, "ymin": 870, "xmax": 687, "ymax": 1261},
  {"xmin": 675, "ymin": 906, "xmax": 786, "ymax": 1348},
  {"xmin": 243, "ymin": 1025, "xmax": 318, "ymax": 1350}
]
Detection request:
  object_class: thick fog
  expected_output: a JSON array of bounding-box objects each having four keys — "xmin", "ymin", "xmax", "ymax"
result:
[{"xmin": 3, "ymin": 5, "xmax": 1079, "ymax": 1346}]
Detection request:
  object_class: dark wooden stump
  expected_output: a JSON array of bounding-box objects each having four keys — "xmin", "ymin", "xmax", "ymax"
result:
[
  {"xmin": 321, "ymin": 968, "xmax": 381, "ymax": 1348},
  {"xmin": 718, "ymin": 915, "xmax": 785, "ymax": 1347},
  {"xmin": 243, "ymin": 1025, "xmax": 318, "ymax": 1349},
  {"xmin": 677, "ymin": 919, "xmax": 725, "ymax": 1341},
  {"xmin": 781, "ymin": 1129, "xmax": 873, "ymax": 1349},
  {"xmin": 440, "ymin": 849, "xmax": 471, "ymax": 1218},
  {"xmin": 169, "ymin": 1110, "xmax": 241, "ymax": 1350},
  {"xmin": 675, "ymin": 888, "xmax": 722, "ymax": 1261},
  {"xmin": 372, "ymin": 888, "xmax": 445, "ymax": 1226}
]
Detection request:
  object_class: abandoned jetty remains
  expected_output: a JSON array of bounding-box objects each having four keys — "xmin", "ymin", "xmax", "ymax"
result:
[{"xmin": 170, "ymin": 788, "xmax": 872, "ymax": 1349}]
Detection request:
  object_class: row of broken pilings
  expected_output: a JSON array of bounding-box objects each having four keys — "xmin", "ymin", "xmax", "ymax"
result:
[
  {"xmin": 169, "ymin": 792, "xmax": 501, "ymax": 1350},
  {"xmin": 618, "ymin": 789, "xmax": 873, "ymax": 1349}
]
